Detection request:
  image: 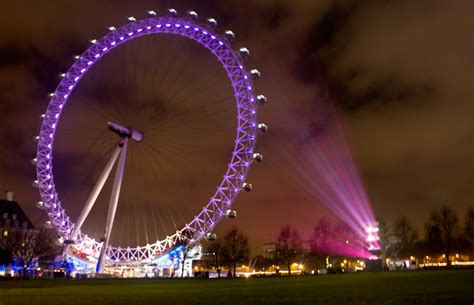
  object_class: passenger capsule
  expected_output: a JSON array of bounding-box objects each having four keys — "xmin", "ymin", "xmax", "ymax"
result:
[
  {"xmin": 206, "ymin": 18, "xmax": 217, "ymax": 28},
  {"xmin": 224, "ymin": 30, "xmax": 235, "ymax": 41},
  {"xmin": 187, "ymin": 10, "xmax": 198, "ymax": 19},
  {"xmin": 242, "ymin": 183, "xmax": 253, "ymax": 192},
  {"xmin": 252, "ymin": 153, "xmax": 263, "ymax": 163},
  {"xmin": 257, "ymin": 95, "xmax": 267, "ymax": 105},
  {"xmin": 239, "ymin": 47, "xmax": 250, "ymax": 57},
  {"xmin": 257, "ymin": 123, "xmax": 268, "ymax": 134},
  {"xmin": 35, "ymin": 201, "xmax": 44, "ymax": 209},
  {"xmin": 167, "ymin": 8, "xmax": 178, "ymax": 16},
  {"xmin": 250, "ymin": 69, "xmax": 261, "ymax": 80},
  {"xmin": 206, "ymin": 232, "xmax": 217, "ymax": 241},
  {"xmin": 225, "ymin": 209, "xmax": 237, "ymax": 218}
]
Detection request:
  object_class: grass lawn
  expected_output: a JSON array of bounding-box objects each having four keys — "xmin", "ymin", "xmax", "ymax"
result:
[{"xmin": 0, "ymin": 269, "xmax": 473, "ymax": 305}]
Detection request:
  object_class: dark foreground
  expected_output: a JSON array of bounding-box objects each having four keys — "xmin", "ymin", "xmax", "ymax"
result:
[{"xmin": 0, "ymin": 269, "xmax": 473, "ymax": 305}]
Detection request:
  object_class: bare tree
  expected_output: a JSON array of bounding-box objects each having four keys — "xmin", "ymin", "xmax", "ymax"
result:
[
  {"xmin": 223, "ymin": 228, "xmax": 250, "ymax": 277},
  {"xmin": 393, "ymin": 216, "xmax": 418, "ymax": 259},
  {"xmin": 309, "ymin": 218, "xmax": 335, "ymax": 269},
  {"xmin": 377, "ymin": 219, "xmax": 392, "ymax": 270},
  {"xmin": 7, "ymin": 228, "xmax": 57, "ymax": 276},
  {"xmin": 207, "ymin": 239, "xmax": 226, "ymax": 278},
  {"xmin": 425, "ymin": 206, "xmax": 459, "ymax": 267},
  {"xmin": 464, "ymin": 207, "xmax": 474, "ymax": 248},
  {"xmin": 0, "ymin": 248, "xmax": 13, "ymax": 266},
  {"xmin": 276, "ymin": 225, "xmax": 302, "ymax": 276}
]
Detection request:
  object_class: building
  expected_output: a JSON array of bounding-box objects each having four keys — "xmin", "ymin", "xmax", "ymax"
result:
[
  {"xmin": 0, "ymin": 192, "xmax": 35, "ymax": 238},
  {"xmin": 0, "ymin": 192, "xmax": 37, "ymax": 277}
]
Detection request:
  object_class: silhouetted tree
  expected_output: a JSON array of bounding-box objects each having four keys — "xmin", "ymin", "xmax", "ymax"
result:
[
  {"xmin": 276, "ymin": 226, "xmax": 302, "ymax": 275},
  {"xmin": 377, "ymin": 219, "xmax": 392, "ymax": 269},
  {"xmin": 425, "ymin": 206, "xmax": 459, "ymax": 267},
  {"xmin": 310, "ymin": 219, "xmax": 332, "ymax": 254},
  {"xmin": 207, "ymin": 239, "xmax": 226, "ymax": 278},
  {"xmin": 464, "ymin": 207, "xmax": 474, "ymax": 250},
  {"xmin": 7, "ymin": 228, "xmax": 57, "ymax": 275},
  {"xmin": 223, "ymin": 228, "xmax": 250, "ymax": 277},
  {"xmin": 0, "ymin": 248, "xmax": 13, "ymax": 266},
  {"xmin": 393, "ymin": 216, "xmax": 418, "ymax": 259}
]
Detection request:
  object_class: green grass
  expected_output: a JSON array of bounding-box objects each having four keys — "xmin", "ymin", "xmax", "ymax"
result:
[{"xmin": 0, "ymin": 270, "xmax": 473, "ymax": 305}]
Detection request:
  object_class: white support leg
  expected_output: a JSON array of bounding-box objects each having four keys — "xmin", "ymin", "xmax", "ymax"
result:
[
  {"xmin": 70, "ymin": 144, "xmax": 122, "ymax": 241},
  {"xmin": 96, "ymin": 138, "xmax": 129, "ymax": 273}
]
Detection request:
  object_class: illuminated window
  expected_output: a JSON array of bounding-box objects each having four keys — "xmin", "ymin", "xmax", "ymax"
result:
[{"xmin": 3, "ymin": 230, "xmax": 7, "ymax": 237}]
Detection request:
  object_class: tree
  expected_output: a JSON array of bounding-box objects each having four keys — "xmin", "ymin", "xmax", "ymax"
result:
[
  {"xmin": 425, "ymin": 206, "xmax": 459, "ymax": 267},
  {"xmin": 207, "ymin": 239, "xmax": 226, "ymax": 278},
  {"xmin": 276, "ymin": 226, "xmax": 302, "ymax": 275},
  {"xmin": 377, "ymin": 219, "xmax": 392, "ymax": 269},
  {"xmin": 464, "ymin": 207, "xmax": 474, "ymax": 249},
  {"xmin": 392, "ymin": 216, "xmax": 418, "ymax": 259},
  {"xmin": 309, "ymin": 219, "xmax": 334, "ymax": 269},
  {"xmin": 7, "ymin": 228, "xmax": 57, "ymax": 275},
  {"xmin": 223, "ymin": 228, "xmax": 250, "ymax": 277},
  {"xmin": 310, "ymin": 219, "xmax": 332, "ymax": 255},
  {"xmin": 0, "ymin": 248, "xmax": 13, "ymax": 266}
]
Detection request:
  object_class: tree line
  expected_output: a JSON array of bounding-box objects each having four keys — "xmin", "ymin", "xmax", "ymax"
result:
[
  {"xmin": 204, "ymin": 206, "xmax": 473, "ymax": 275},
  {"xmin": 379, "ymin": 206, "xmax": 473, "ymax": 267}
]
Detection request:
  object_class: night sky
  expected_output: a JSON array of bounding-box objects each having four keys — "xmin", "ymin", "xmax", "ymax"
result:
[{"xmin": 0, "ymin": 1, "xmax": 472, "ymax": 251}]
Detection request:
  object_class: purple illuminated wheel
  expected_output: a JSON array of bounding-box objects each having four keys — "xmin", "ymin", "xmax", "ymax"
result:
[{"xmin": 34, "ymin": 10, "xmax": 267, "ymax": 267}]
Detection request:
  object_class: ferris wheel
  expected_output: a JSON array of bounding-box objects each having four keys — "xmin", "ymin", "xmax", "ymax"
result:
[{"xmin": 33, "ymin": 9, "xmax": 267, "ymax": 273}]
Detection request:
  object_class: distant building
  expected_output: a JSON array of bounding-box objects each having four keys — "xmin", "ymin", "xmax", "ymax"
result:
[
  {"xmin": 0, "ymin": 192, "xmax": 37, "ymax": 277},
  {"xmin": 0, "ymin": 192, "xmax": 35, "ymax": 238},
  {"xmin": 262, "ymin": 242, "xmax": 276, "ymax": 259}
]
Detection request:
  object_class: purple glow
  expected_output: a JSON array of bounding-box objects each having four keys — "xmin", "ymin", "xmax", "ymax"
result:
[{"xmin": 275, "ymin": 88, "xmax": 379, "ymax": 256}]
